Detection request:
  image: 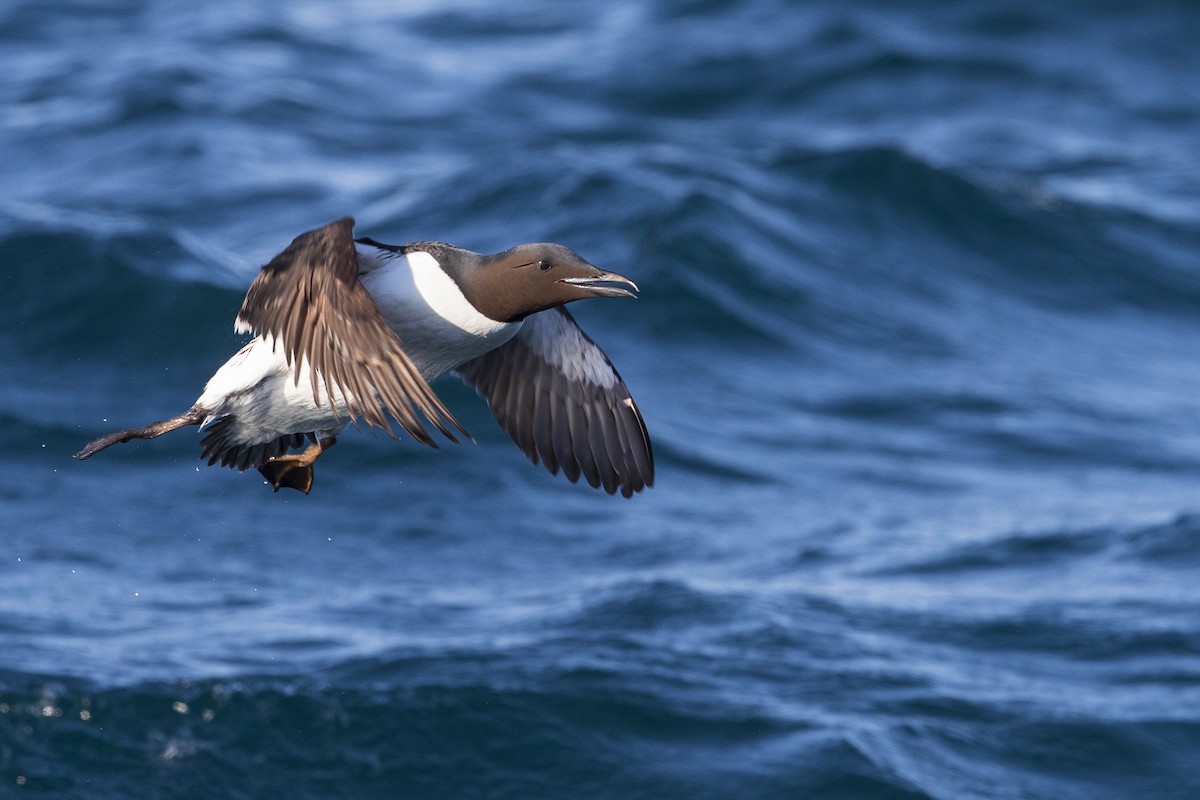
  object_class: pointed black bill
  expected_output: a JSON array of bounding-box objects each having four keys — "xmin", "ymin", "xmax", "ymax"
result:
[{"xmin": 559, "ymin": 270, "xmax": 639, "ymax": 299}]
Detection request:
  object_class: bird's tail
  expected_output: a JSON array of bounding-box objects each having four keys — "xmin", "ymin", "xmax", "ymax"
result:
[{"xmin": 75, "ymin": 407, "xmax": 207, "ymax": 460}]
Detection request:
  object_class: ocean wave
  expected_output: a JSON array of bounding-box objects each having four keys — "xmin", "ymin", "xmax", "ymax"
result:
[
  {"xmin": 769, "ymin": 144, "xmax": 1200, "ymax": 314},
  {"xmin": 5, "ymin": 3, "xmax": 1200, "ymax": 798},
  {"xmin": 4, "ymin": 650, "xmax": 1197, "ymax": 799},
  {"xmin": 0, "ymin": 667, "xmax": 802, "ymax": 799},
  {"xmin": 2, "ymin": 225, "xmax": 243, "ymax": 364},
  {"xmin": 6, "ymin": 137, "xmax": 1198, "ymax": 380}
]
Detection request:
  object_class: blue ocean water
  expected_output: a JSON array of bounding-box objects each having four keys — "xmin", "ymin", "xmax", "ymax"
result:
[{"xmin": 3, "ymin": 0, "xmax": 1200, "ymax": 797}]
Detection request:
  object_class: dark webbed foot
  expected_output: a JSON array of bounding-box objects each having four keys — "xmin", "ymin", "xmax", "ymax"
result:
[
  {"xmin": 258, "ymin": 460, "xmax": 315, "ymax": 494},
  {"xmin": 256, "ymin": 437, "xmax": 336, "ymax": 495}
]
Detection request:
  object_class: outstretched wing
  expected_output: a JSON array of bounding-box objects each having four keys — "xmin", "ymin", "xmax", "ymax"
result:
[
  {"xmin": 456, "ymin": 307, "xmax": 653, "ymax": 497},
  {"xmin": 235, "ymin": 217, "xmax": 466, "ymax": 446}
]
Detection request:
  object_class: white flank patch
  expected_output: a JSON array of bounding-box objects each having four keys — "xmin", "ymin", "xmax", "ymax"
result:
[
  {"xmin": 195, "ymin": 335, "xmax": 352, "ymax": 446},
  {"xmin": 197, "ymin": 338, "xmax": 279, "ymax": 403}
]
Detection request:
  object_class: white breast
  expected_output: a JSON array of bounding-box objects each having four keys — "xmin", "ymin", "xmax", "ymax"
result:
[{"xmin": 358, "ymin": 246, "xmax": 520, "ymax": 379}]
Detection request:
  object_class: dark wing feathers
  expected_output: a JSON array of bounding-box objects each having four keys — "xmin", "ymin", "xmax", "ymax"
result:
[
  {"xmin": 200, "ymin": 417, "xmax": 305, "ymax": 471},
  {"xmin": 457, "ymin": 307, "xmax": 653, "ymax": 497},
  {"xmin": 235, "ymin": 217, "xmax": 467, "ymax": 446}
]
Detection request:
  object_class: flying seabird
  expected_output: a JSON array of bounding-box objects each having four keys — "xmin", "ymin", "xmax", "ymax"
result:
[{"xmin": 75, "ymin": 217, "xmax": 653, "ymax": 497}]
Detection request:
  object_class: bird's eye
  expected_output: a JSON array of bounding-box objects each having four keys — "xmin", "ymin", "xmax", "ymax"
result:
[{"xmin": 538, "ymin": 260, "xmax": 551, "ymax": 271}]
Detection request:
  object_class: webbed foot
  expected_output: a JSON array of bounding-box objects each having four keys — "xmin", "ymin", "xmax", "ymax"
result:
[
  {"xmin": 256, "ymin": 437, "xmax": 336, "ymax": 495},
  {"xmin": 258, "ymin": 460, "xmax": 315, "ymax": 494}
]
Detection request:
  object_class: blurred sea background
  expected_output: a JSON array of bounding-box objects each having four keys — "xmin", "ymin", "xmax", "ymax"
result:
[{"xmin": 3, "ymin": 0, "xmax": 1200, "ymax": 797}]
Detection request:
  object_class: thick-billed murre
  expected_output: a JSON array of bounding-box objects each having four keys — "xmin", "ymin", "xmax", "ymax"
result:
[{"xmin": 75, "ymin": 217, "xmax": 653, "ymax": 497}]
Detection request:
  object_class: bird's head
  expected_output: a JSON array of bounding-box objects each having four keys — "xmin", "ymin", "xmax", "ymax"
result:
[{"xmin": 471, "ymin": 243, "xmax": 639, "ymax": 322}]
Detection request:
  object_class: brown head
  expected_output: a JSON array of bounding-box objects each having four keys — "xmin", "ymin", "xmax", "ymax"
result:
[{"xmin": 409, "ymin": 242, "xmax": 639, "ymax": 323}]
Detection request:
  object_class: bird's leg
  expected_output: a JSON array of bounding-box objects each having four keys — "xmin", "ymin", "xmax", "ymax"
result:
[{"xmin": 257, "ymin": 436, "xmax": 337, "ymax": 495}]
